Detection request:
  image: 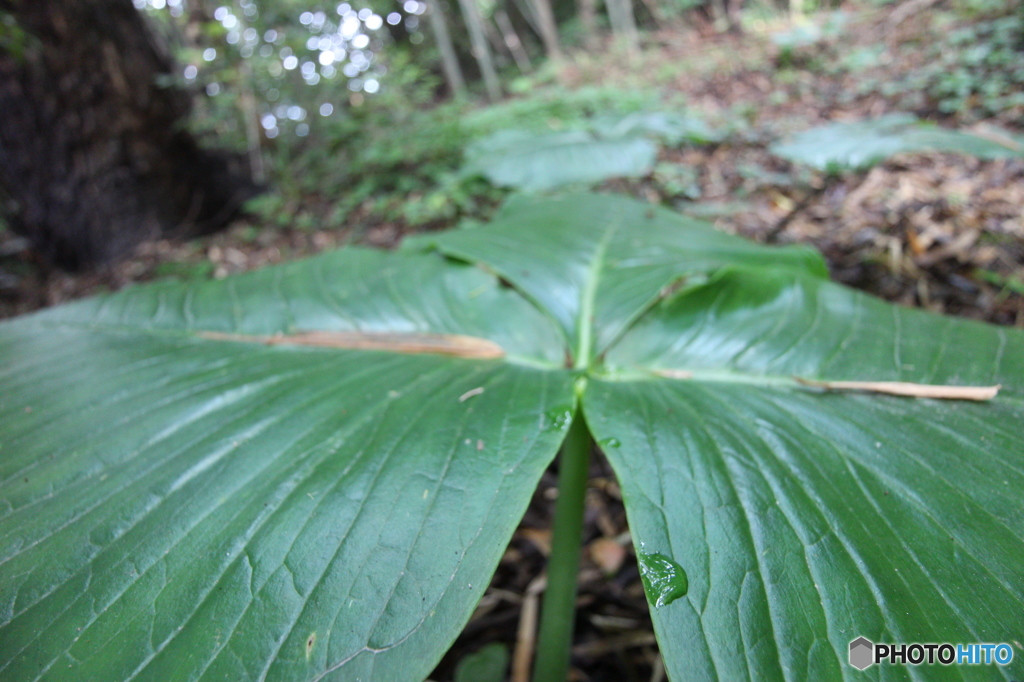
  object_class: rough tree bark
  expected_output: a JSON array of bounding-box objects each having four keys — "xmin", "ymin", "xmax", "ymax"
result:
[{"xmin": 0, "ymin": 0, "xmax": 258, "ymax": 269}]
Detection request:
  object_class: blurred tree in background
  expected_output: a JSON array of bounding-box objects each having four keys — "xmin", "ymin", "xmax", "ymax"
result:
[{"xmin": 0, "ymin": 0, "xmax": 258, "ymax": 268}]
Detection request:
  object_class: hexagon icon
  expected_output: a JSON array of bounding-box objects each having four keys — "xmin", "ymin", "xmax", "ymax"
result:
[{"xmin": 849, "ymin": 637, "xmax": 874, "ymax": 670}]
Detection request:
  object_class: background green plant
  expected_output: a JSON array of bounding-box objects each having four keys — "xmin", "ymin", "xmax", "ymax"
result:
[{"xmin": 880, "ymin": 3, "xmax": 1024, "ymax": 120}]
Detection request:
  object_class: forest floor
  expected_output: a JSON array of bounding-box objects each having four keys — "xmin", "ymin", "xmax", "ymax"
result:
[{"xmin": 1, "ymin": 2, "xmax": 1021, "ymax": 680}]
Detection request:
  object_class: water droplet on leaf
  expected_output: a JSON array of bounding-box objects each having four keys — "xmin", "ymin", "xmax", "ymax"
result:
[
  {"xmin": 598, "ymin": 437, "xmax": 621, "ymax": 448},
  {"xmin": 638, "ymin": 551, "xmax": 688, "ymax": 608},
  {"xmin": 543, "ymin": 407, "xmax": 573, "ymax": 432}
]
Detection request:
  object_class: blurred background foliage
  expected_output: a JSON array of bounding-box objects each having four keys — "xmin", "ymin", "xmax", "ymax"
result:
[
  {"xmin": 123, "ymin": 0, "xmax": 1022, "ymax": 234},
  {"xmin": 2, "ymin": 0, "xmax": 1022, "ymax": 325}
]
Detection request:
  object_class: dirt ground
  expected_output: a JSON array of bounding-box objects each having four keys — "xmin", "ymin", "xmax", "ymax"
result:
[{"xmin": 1, "ymin": 4, "xmax": 1021, "ymax": 680}]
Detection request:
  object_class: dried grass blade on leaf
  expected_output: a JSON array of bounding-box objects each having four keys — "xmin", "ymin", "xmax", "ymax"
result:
[
  {"xmin": 198, "ymin": 330, "xmax": 506, "ymax": 358},
  {"xmin": 793, "ymin": 377, "xmax": 1000, "ymax": 400}
]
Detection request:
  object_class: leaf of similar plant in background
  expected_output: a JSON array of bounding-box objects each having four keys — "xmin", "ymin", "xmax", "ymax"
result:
[
  {"xmin": 771, "ymin": 113, "xmax": 1024, "ymax": 172},
  {"xmin": 461, "ymin": 129, "xmax": 657, "ymax": 191},
  {"xmin": 461, "ymin": 109, "xmax": 720, "ymax": 193},
  {"xmin": 589, "ymin": 268, "xmax": 1024, "ymax": 680},
  {"xmin": 588, "ymin": 111, "xmax": 723, "ymax": 146},
  {"xmin": 453, "ymin": 642, "xmax": 509, "ymax": 682},
  {"xmin": 0, "ymin": 248, "xmax": 575, "ymax": 680},
  {"xmin": 771, "ymin": 21, "xmax": 823, "ymax": 47}
]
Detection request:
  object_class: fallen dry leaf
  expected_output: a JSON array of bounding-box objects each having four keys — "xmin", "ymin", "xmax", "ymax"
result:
[
  {"xmin": 589, "ymin": 537, "xmax": 627, "ymax": 576},
  {"xmin": 519, "ymin": 528, "xmax": 552, "ymax": 556},
  {"xmin": 197, "ymin": 330, "xmax": 506, "ymax": 359}
]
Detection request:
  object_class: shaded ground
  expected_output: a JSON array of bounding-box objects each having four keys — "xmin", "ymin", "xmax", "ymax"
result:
[{"xmin": 1, "ymin": 3, "xmax": 1021, "ymax": 680}]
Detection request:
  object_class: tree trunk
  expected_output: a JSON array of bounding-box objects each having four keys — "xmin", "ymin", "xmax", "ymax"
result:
[
  {"xmin": 455, "ymin": 0, "xmax": 501, "ymax": 102},
  {"xmin": 0, "ymin": 0, "xmax": 258, "ymax": 269},
  {"xmin": 511, "ymin": 0, "xmax": 542, "ymax": 38},
  {"xmin": 483, "ymin": 13, "xmax": 511, "ymax": 67},
  {"xmin": 637, "ymin": 0, "xmax": 668, "ymax": 31},
  {"xmin": 606, "ymin": 0, "xmax": 639, "ymax": 55},
  {"xmin": 577, "ymin": 0, "xmax": 599, "ymax": 51},
  {"xmin": 724, "ymin": 0, "xmax": 743, "ymax": 33},
  {"xmin": 528, "ymin": 0, "xmax": 563, "ymax": 61},
  {"xmin": 494, "ymin": 9, "xmax": 533, "ymax": 74},
  {"xmin": 426, "ymin": 0, "xmax": 468, "ymax": 99}
]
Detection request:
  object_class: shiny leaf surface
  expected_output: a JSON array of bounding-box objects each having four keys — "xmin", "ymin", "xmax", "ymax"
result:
[
  {"xmin": 461, "ymin": 129, "xmax": 657, "ymax": 191},
  {"xmin": 2, "ymin": 192, "xmax": 1022, "ymax": 681},
  {"xmin": 416, "ymin": 194, "xmax": 826, "ymax": 363},
  {"xmin": 0, "ymin": 249, "xmax": 574, "ymax": 680},
  {"xmin": 588, "ymin": 267, "xmax": 1024, "ymax": 681}
]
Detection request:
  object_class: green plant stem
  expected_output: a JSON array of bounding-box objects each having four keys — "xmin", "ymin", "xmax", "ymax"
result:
[{"xmin": 532, "ymin": 410, "xmax": 593, "ymax": 682}]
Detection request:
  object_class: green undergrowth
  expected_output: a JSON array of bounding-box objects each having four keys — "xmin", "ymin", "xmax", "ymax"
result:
[{"xmin": 885, "ymin": 7, "xmax": 1024, "ymax": 120}]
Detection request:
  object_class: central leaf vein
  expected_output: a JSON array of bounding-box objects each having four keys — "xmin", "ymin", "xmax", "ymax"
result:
[{"xmin": 575, "ymin": 224, "xmax": 618, "ymax": 370}]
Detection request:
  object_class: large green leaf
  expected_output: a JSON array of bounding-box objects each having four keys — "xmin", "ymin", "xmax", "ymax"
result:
[
  {"xmin": 590, "ymin": 268, "xmax": 1024, "ymax": 680},
  {"xmin": 461, "ymin": 129, "xmax": 658, "ymax": 191},
  {"xmin": 412, "ymin": 194, "xmax": 827, "ymax": 365},
  {"xmin": 0, "ymin": 250, "xmax": 575, "ymax": 680},
  {"xmin": 460, "ymin": 110, "xmax": 720, "ymax": 192},
  {"xmin": 588, "ymin": 111, "xmax": 722, "ymax": 146},
  {"xmin": 2, "ymin": 192, "xmax": 1022, "ymax": 681},
  {"xmin": 771, "ymin": 113, "xmax": 1024, "ymax": 171}
]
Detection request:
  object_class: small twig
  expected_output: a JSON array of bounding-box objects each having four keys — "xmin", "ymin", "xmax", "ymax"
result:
[
  {"xmin": 512, "ymin": 575, "xmax": 547, "ymax": 682},
  {"xmin": 765, "ymin": 183, "xmax": 828, "ymax": 243},
  {"xmin": 571, "ymin": 631, "xmax": 658, "ymax": 658},
  {"xmin": 458, "ymin": 386, "xmax": 486, "ymax": 402},
  {"xmin": 649, "ymin": 653, "xmax": 666, "ymax": 682}
]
